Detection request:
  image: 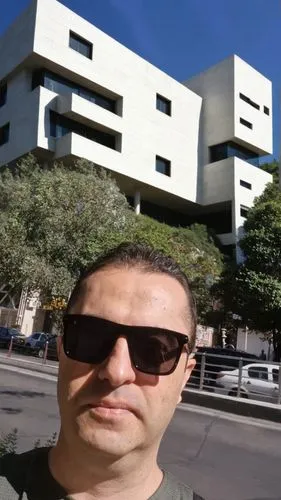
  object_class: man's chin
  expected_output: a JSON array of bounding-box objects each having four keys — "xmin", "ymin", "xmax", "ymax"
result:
[{"xmin": 77, "ymin": 427, "xmax": 137, "ymax": 459}]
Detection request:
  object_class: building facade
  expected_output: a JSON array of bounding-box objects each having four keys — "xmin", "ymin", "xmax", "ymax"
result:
[{"xmin": 0, "ymin": 0, "xmax": 273, "ymax": 265}]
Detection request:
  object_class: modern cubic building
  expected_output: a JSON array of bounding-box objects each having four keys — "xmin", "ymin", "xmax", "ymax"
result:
[{"xmin": 0, "ymin": 0, "xmax": 273, "ymax": 262}]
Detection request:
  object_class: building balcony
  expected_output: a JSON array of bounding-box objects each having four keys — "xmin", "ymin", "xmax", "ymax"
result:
[
  {"xmin": 54, "ymin": 132, "xmax": 123, "ymax": 172},
  {"xmin": 56, "ymin": 93, "xmax": 123, "ymax": 135}
]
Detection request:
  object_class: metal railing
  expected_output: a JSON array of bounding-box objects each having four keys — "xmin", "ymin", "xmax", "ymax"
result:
[{"xmin": 188, "ymin": 351, "xmax": 281, "ymax": 405}]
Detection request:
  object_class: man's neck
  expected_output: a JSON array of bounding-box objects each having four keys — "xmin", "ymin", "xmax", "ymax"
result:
[{"xmin": 48, "ymin": 438, "xmax": 163, "ymax": 500}]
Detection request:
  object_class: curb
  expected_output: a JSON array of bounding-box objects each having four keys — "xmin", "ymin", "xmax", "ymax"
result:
[
  {"xmin": 0, "ymin": 355, "xmax": 58, "ymax": 377},
  {"xmin": 182, "ymin": 388, "xmax": 281, "ymax": 423}
]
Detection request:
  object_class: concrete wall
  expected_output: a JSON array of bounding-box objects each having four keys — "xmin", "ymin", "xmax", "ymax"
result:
[
  {"xmin": 184, "ymin": 56, "xmax": 235, "ymax": 166},
  {"xmin": 0, "ymin": 0, "xmax": 36, "ymax": 82},
  {"xmin": 237, "ymin": 328, "xmax": 273, "ymax": 360},
  {"xmin": 0, "ymin": 70, "xmax": 40, "ymax": 165},
  {"xmin": 234, "ymin": 56, "xmax": 272, "ymax": 155},
  {"xmin": 201, "ymin": 157, "xmax": 234, "ymax": 205}
]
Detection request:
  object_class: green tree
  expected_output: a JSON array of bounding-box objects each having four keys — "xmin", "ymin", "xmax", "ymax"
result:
[
  {"xmin": 260, "ymin": 159, "xmax": 279, "ymax": 185},
  {"xmin": 219, "ymin": 183, "xmax": 281, "ymax": 359},
  {"xmin": 0, "ymin": 155, "xmax": 134, "ymax": 302}
]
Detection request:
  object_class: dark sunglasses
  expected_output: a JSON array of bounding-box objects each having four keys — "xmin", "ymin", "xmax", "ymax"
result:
[{"xmin": 63, "ymin": 314, "xmax": 189, "ymax": 376}]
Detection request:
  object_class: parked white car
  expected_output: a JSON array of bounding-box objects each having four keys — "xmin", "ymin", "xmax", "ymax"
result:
[{"xmin": 215, "ymin": 363, "xmax": 280, "ymax": 404}]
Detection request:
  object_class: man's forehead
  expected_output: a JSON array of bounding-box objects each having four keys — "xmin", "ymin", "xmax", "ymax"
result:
[
  {"xmin": 82, "ymin": 267, "xmax": 184, "ymax": 300},
  {"xmin": 71, "ymin": 267, "xmax": 190, "ymax": 331}
]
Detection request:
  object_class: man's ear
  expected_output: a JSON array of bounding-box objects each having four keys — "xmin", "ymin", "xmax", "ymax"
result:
[{"xmin": 177, "ymin": 355, "xmax": 196, "ymax": 404}]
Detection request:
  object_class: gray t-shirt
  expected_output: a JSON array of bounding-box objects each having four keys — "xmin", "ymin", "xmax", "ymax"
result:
[{"xmin": 0, "ymin": 447, "xmax": 204, "ymax": 499}]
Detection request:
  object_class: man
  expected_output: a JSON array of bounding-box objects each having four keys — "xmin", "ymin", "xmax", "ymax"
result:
[{"xmin": 0, "ymin": 242, "xmax": 204, "ymax": 499}]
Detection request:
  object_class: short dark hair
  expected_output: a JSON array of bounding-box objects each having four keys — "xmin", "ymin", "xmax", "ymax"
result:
[{"xmin": 67, "ymin": 242, "xmax": 197, "ymax": 350}]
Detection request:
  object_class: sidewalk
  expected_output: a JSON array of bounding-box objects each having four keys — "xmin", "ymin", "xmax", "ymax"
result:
[{"xmin": 0, "ymin": 352, "xmax": 58, "ymax": 376}]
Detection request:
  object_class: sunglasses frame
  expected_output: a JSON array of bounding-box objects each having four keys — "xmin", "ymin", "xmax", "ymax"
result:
[{"xmin": 63, "ymin": 314, "xmax": 189, "ymax": 376}]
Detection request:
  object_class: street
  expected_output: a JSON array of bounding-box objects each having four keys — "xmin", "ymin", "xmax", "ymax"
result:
[{"xmin": 1, "ymin": 368, "xmax": 281, "ymax": 500}]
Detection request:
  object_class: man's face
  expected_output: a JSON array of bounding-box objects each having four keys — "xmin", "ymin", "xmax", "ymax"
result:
[{"xmin": 57, "ymin": 267, "xmax": 195, "ymax": 459}]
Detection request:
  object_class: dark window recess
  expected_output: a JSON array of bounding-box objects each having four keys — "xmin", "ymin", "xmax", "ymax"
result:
[
  {"xmin": 240, "ymin": 205, "xmax": 249, "ymax": 218},
  {"xmin": 156, "ymin": 94, "xmax": 171, "ymax": 116},
  {"xmin": 127, "ymin": 198, "xmax": 232, "ymax": 235},
  {"xmin": 264, "ymin": 106, "xmax": 270, "ymax": 116},
  {"xmin": 273, "ymin": 369, "xmax": 279, "ymax": 384},
  {"xmin": 0, "ymin": 82, "xmax": 7, "ymax": 107},
  {"xmin": 32, "ymin": 69, "xmax": 117, "ymax": 114},
  {"xmin": 240, "ymin": 117, "xmax": 253, "ymax": 130},
  {"xmin": 69, "ymin": 31, "xmax": 93, "ymax": 59},
  {"xmin": 49, "ymin": 110, "xmax": 117, "ymax": 150},
  {"xmin": 155, "ymin": 155, "xmax": 171, "ymax": 176},
  {"xmin": 209, "ymin": 141, "xmax": 259, "ymax": 167},
  {"xmin": 0, "ymin": 123, "xmax": 10, "ymax": 146},
  {"xmin": 240, "ymin": 179, "xmax": 252, "ymax": 190},
  {"xmin": 239, "ymin": 93, "xmax": 260, "ymax": 110},
  {"xmin": 248, "ymin": 366, "xmax": 268, "ymax": 380}
]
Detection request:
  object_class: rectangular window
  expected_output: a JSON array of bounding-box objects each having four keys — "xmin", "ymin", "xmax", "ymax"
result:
[
  {"xmin": 0, "ymin": 122, "xmax": 10, "ymax": 146},
  {"xmin": 69, "ymin": 31, "xmax": 93, "ymax": 59},
  {"xmin": 264, "ymin": 106, "xmax": 270, "ymax": 116},
  {"xmin": 273, "ymin": 369, "xmax": 279, "ymax": 384},
  {"xmin": 240, "ymin": 180, "xmax": 252, "ymax": 190},
  {"xmin": 239, "ymin": 93, "xmax": 260, "ymax": 110},
  {"xmin": 248, "ymin": 366, "xmax": 268, "ymax": 380},
  {"xmin": 49, "ymin": 111, "xmax": 119, "ymax": 151},
  {"xmin": 155, "ymin": 155, "xmax": 171, "ymax": 176},
  {"xmin": 209, "ymin": 141, "xmax": 259, "ymax": 167},
  {"xmin": 240, "ymin": 117, "xmax": 253, "ymax": 130},
  {"xmin": 156, "ymin": 94, "xmax": 171, "ymax": 116},
  {"xmin": 240, "ymin": 205, "xmax": 249, "ymax": 218},
  {"xmin": 32, "ymin": 69, "xmax": 118, "ymax": 114},
  {"xmin": 0, "ymin": 82, "xmax": 7, "ymax": 107}
]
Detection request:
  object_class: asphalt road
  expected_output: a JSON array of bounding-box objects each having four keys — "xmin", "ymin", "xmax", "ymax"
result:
[{"xmin": 1, "ymin": 368, "xmax": 281, "ymax": 500}]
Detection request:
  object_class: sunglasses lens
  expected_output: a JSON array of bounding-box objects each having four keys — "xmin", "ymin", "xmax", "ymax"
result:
[
  {"xmin": 63, "ymin": 317, "xmax": 116, "ymax": 364},
  {"xmin": 131, "ymin": 331, "xmax": 181, "ymax": 375},
  {"xmin": 63, "ymin": 315, "xmax": 186, "ymax": 376}
]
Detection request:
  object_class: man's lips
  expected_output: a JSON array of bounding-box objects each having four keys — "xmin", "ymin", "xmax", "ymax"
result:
[{"xmin": 84, "ymin": 399, "xmax": 140, "ymax": 417}]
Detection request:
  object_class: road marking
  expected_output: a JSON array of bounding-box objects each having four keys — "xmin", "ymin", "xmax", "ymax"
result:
[
  {"xmin": 0, "ymin": 363, "xmax": 57, "ymax": 382},
  {"xmin": 177, "ymin": 403, "xmax": 281, "ymax": 431}
]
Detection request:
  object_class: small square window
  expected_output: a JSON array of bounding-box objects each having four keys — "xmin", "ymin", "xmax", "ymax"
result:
[
  {"xmin": 0, "ymin": 122, "xmax": 10, "ymax": 146},
  {"xmin": 240, "ymin": 117, "xmax": 253, "ymax": 129},
  {"xmin": 240, "ymin": 180, "xmax": 252, "ymax": 190},
  {"xmin": 69, "ymin": 31, "xmax": 93, "ymax": 59},
  {"xmin": 0, "ymin": 82, "xmax": 7, "ymax": 107},
  {"xmin": 264, "ymin": 106, "xmax": 270, "ymax": 116},
  {"xmin": 240, "ymin": 205, "xmax": 249, "ymax": 218},
  {"xmin": 156, "ymin": 155, "xmax": 171, "ymax": 176},
  {"xmin": 156, "ymin": 94, "xmax": 171, "ymax": 116}
]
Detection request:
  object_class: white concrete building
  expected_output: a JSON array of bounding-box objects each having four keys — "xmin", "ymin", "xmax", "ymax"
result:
[{"xmin": 0, "ymin": 0, "xmax": 273, "ymax": 262}]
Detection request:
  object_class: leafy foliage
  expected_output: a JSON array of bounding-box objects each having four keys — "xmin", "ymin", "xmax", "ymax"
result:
[
  {"xmin": 0, "ymin": 155, "xmax": 134, "ymax": 301},
  {"xmin": 0, "ymin": 429, "xmax": 57, "ymax": 457},
  {"xmin": 0, "ymin": 428, "xmax": 18, "ymax": 457},
  {"xmin": 260, "ymin": 159, "xmax": 279, "ymax": 185},
  {"xmin": 218, "ymin": 183, "xmax": 281, "ymax": 358}
]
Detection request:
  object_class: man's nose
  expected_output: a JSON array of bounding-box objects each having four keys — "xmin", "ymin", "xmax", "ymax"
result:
[{"xmin": 97, "ymin": 336, "xmax": 137, "ymax": 386}]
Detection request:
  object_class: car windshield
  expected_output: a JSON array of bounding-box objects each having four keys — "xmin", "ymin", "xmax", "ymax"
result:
[{"xmin": 10, "ymin": 329, "xmax": 20, "ymax": 336}]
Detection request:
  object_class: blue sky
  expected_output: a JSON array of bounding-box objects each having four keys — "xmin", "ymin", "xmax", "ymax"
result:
[{"xmin": 1, "ymin": 0, "xmax": 280, "ymax": 159}]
